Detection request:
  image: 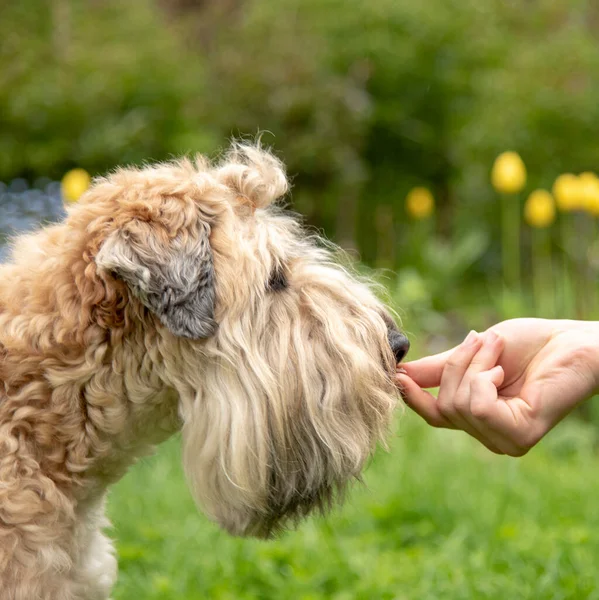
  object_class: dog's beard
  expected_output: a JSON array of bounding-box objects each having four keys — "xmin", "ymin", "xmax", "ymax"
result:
[{"xmin": 176, "ymin": 298, "xmax": 398, "ymax": 538}]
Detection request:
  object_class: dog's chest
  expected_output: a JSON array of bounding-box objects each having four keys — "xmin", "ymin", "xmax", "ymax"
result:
[{"xmin": 84, "ymin": 387, "xmax": 181, "ymax": 489}]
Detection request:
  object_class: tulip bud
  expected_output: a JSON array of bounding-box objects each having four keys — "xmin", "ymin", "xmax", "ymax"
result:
[
  {"xmin": 405, "ymin": 187, "xmax": 434, "ymax": 220},
  {"xmin": 580, "ymin": 172, "xmax": 599, "ymax": 216},
  {"xmin": 491, "ymin": 152, "xmax": 526, "ymax": 194},
  {"xmin": 553, "ymin": 173, "xmax": 584, "ymax": 212},
  {"xmin": 524, "ymin": 190, "xmax": 555, "ymax": 228},
  {"xmin": 62, "ymin": 168, "xmax": 91, "ymax": 203}
]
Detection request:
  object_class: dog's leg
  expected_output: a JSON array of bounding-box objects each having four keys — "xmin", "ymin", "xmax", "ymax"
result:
[{"xmin": 71, "ymin": 495, "xmax": 118, "ymax": 600}]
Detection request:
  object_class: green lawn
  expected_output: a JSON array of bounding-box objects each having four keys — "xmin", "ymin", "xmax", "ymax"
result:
[{"xmin": 108, "ymin": 412, "xmax": 599, "ymax": 600}]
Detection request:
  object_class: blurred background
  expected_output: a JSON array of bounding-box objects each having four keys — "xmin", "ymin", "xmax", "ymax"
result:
[{"xmin": 4, "ymin": 1, "xmax": 599, "ymax": 598}]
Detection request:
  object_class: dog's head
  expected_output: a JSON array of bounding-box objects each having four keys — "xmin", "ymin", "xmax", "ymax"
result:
[{"xmin": 82, "ymin": 144, "xmax": 407, "ymax": 537}]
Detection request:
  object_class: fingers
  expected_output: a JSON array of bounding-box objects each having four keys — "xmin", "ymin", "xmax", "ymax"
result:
[
  {"xmin": 395, "ymin": 373, "xmax": 455, "ymax": 429},
  {"xmin": 401, "ymin": 329, "xmax": 504, "ymax": 388},
  {"xmin": 401, "ymin": 347, "xmax": 459, "ymax": 388},
  {"xmin": 483, "ymin": 364, "xmax": 505, "ymax": 388},
  {"xmin": 458, "ymin": 366, "xmax": 520, "ymax": 454},
  {"xmin": 396, "ymin": 330, "xmax": 485, "ymax": 423},
  {"xmin": 433, "ymin": 331, "xmax": 486, "ymax": 439},
  {"xmin": 397, "ymin": 371, "xmax": 505, "ymax": 454},
  {"xmin": 437, "ymin": 330, "xmax": 485, "ymax": 410},
  {"xmin": 470, "ymin": 369, "xmax": 503, "ymax": 420},
  {"xmin": 396, "ymin": 330, "xmax": 513, "ymax": 455},
  {"xmin": 445, "ymin": 331, "xmax": 505, "ymax": 418},
  {"xmin": 468, "ymin": 372, "xmax": 524, "ymax": 456},
  {"xmin": 464, "ymin": 330, "xmax": 504, "ymax": 376},
  {"xmin": 440, "ymin": 331, "xmax": 506, "ymax": 448},
  {"xmin": 397, "ymin": 326, "xmax": 556, "ymax": 457}
]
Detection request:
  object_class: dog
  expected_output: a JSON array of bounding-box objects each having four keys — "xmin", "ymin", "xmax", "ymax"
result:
[{"xmin": 0, "ymin": 143, "xmax": 409, "ymax": 599}]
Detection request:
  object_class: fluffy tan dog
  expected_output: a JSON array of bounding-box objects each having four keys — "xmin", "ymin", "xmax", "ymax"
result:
[{"xmin": 0, "ymin": 144, "xmax": 408, "ymax": 599}]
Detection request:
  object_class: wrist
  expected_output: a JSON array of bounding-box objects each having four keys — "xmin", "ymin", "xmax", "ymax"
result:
[{"xmin": 557, "ymin": 320, "xmax": 599, "ymax": 396}]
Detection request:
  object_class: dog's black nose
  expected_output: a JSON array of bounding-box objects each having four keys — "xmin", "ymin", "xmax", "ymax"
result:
[{"xmin": 389, "ymin": 331, "xmax": 410, "ymax": 363}]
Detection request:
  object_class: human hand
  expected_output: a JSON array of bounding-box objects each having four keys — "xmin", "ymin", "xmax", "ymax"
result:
[{"xmin": 395, "ymin": 319, "xmax": 599, "ymax": 456}]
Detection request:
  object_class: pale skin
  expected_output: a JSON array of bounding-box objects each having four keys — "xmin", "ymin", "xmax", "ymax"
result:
[{"xmin": 395, "ymin": 318, "xmax": 599, "ymax": 456}]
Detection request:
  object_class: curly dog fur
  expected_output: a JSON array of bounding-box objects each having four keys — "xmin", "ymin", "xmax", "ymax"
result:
[{"xmin": 0, "ymin": 143, "xmax": 407, "ymax": 598}]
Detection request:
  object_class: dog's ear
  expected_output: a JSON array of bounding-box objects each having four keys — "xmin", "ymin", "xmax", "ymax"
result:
[{"xmin": 96, "ymin": 222, "xmax": 216, "ymax": 339}]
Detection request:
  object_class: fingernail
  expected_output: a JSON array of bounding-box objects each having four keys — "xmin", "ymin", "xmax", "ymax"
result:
[{"xmin": 463, "ymin": 330, "xmax": 478, "ymax": 346}]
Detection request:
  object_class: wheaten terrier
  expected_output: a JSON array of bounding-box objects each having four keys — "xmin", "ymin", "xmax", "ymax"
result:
[{"xmin": 0, "ymin": 144, "xmax": 409, "ymax": 599}]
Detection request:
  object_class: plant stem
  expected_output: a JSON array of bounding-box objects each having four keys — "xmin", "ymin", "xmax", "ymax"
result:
[
  {"xmin": 559, "ymin": 215, "xmax": 573, "ymax": 317},
  {"xmin": 573, "ymin": 212, "xmax": 588, "ymax": 319},
  {"xmin": 592, "ymin": 218, "xmax": 599, "ymax": 319},
  {"xmin": 501, "ymin": 193, "xmax": 521, "ymax": 304},
  {"xmin": 532, "ymin": 228, "xmax": 552, "ymax": 317}
]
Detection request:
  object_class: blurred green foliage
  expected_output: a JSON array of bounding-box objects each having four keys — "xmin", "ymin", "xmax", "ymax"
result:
[
  {"xmin": 0, "ymin": 0, "xmax": 216, "ymax": 178},
  {"xmin": 3, "ymin": 0, "xmax": 599, "ymax": 330},
  {"xmin": 4, "ymin": 1, "xmax": 599, "ymax": 214}
]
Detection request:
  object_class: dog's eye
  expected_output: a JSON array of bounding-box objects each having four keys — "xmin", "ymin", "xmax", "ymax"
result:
[{"xmin": 267, "ymin": 266, "xmax": 288, "ymax": 292}]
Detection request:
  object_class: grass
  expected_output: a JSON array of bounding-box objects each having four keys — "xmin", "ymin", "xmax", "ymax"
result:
[{"xmin": 108, "ymin": 412, "xmax": 599, "ymax": 600}]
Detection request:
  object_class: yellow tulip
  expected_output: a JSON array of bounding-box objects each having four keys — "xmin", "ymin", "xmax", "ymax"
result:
[
  {"xmin": 491, "ymin": 151, "xmax": 526, "ymax": 194},
  {"xmin": 61, "ymin": 168, "xmax": 91, "ymax": 203},
  {"xmin": 579, "ymin": 171, "xmax": 597, "ymax": 183},
  {"xmin": 524, "ymin": 189, "xmax": 555, "ymax": 228},
  {"xmin": 552, "ymin": 173, "xmax": 585, "ymax": 212},
  {"xmin": 405, "ymin": 187, "xmax": 434, "ymax": 220},
  {"xmin": 580, "ymin": 172, "xmax": 599, "ymax": 216}
]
